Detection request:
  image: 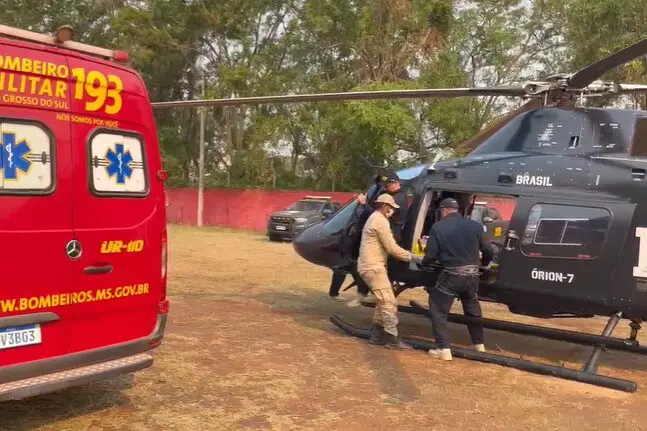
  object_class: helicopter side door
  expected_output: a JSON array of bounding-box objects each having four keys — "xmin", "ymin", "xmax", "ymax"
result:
[{"xmin": 497, "ymin": 196, "xmax": 633, "ymax": 316}]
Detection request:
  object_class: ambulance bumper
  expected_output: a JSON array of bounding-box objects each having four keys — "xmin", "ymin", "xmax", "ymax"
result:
[{"xmin": 0, "ymin": 313, "xmax": 167, "ymax": 402}]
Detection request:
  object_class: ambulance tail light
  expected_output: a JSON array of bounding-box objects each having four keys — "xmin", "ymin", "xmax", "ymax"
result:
[
  {"xmin": 158, "ymin": 299, "xmax": 170, "ymax": 315},
  {"xmin": 161, "ymin": 229, "xmax": 168, "ymax": 297},
  {"xmin": 158, "ymin": 229, "xmax": 169, "ymax": 316}
]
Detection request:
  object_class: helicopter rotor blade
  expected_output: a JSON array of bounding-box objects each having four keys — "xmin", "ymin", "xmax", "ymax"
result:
[
  {"xmin": 611, "ymin": 83, "xmax": 647, "ymax": 95},
  {"xmin": 454, "ymin": 98, "xmax": 542, "ymax": 153},
  {"xmin": 570, "ymin": 83, "xmax": 647, "ymax": 98},
  {"xmin": 151, "ymin": 86, "xmax": 527, "ymax": 108},
  {"xmin": 567, "ymin": 38, "xmax": 647, "ymax": 89}
]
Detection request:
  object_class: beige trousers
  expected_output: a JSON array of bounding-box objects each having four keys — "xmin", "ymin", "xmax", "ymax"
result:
[{"xmin": 359, "ymin": 269, "xmax": 398, "ymax": 336}]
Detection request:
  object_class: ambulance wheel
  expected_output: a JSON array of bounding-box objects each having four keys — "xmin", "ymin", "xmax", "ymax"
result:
[{"xmin": 269, "ymin": 234, "xmax": 282, "ymax": 242}]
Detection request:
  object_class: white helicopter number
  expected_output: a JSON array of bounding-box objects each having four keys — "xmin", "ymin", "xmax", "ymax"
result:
[{"xmin": 635, "ymin": 227, "xmax": 647, "ymax": 278}]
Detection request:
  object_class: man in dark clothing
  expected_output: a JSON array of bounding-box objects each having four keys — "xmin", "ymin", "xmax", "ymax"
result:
[
  {"xmin": 351, "ymin": 171, "xmax": 402, "ymax": 257},
  {"xmin": 328, "ymin": 262, "xmax": 370, "ymax": 303},
  {"xmin": 329, "ymin": 172, "xmax": 402, "ymax": 306},
  {"xmin": 421, "ymin": 197, "xmax": 494, "ymax": 361}
]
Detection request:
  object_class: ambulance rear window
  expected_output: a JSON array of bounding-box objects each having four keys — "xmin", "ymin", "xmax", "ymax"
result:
[
  {"xmin": 0, "ymin": 121, "xmax": 53, "ymax": 194},
  {"xmin": 89, "ymin": 130, "xmax": 148, "ymax": 196}
]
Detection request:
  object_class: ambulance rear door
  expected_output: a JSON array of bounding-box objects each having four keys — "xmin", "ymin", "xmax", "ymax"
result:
[
  {"xmin": 66, "ymin": 55, "xmax": 163, "ymax": 355},
  {"xmin": 0, "ymin": 44, "xmax": 74, "ymax": 367}
]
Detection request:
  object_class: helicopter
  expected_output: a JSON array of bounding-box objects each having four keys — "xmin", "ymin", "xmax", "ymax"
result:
[{"xmin": 152, "ymin": 38, "xmax": 647, "ymax": 392}]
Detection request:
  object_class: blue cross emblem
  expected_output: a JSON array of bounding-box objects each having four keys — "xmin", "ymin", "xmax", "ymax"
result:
[
  {"xmin": 106, "ymin": 143, "xmax": 134, "ymax": 184},
  {"xmin": 0, "ymin": 133, "xmax": 31, "ymax": 180}
]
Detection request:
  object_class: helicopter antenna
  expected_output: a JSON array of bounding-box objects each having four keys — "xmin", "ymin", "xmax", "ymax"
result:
[
  {"xmin": 359, "ymin": 155, "xmax": 384, "ymax": 170},
  {"xmin": 428, "ymin": 153, "xmax": 444, "ymax": 171}
]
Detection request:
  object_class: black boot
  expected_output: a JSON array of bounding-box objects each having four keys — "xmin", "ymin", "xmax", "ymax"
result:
[
  {"xmin": 368, "ymin": 324, "xmax": 386, "ymax": 345},
  {"xmin": 383, "ymin": 332, "xmax": 414, "ymax": 350}
]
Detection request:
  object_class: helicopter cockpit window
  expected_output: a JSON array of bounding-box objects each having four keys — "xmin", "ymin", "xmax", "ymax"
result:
[
  {"xmin": 323, "ymin": 197, "xmax": 359, "ymax": 234},
  {"xmin": 521, "ymin": 204, "xmax": 610, "ymax": 259}
]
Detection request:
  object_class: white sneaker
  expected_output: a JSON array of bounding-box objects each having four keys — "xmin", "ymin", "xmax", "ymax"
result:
[
  {"xmin": 474, "ymin": 344, "xmax": 485, "ymax": 352},
  {"xmin": 428, "ymin": 348, "xmax": 452, "ymax": 361},
  {"xmin": 347, "ymin": 293, "xmax": 367, "ymax": 307},
  {"xmin": 330, "ymin": 295, "xmax": 346, "ymax": 302},
  {"xmin": 361, "ymin": 295, "xmax": 376, "ymax": 304}
]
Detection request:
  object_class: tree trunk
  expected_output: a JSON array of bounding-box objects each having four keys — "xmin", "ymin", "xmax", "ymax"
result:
[
  {"xmin": 291, "ymin": 131, "xmax": 303, "ymax": 175},
  {"xmin": 271, "ymin": 162, "xmax": 276, "ymax": 189}
]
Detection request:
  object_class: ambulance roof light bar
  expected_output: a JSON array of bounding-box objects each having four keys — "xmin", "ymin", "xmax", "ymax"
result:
[{"xmin": 0, "ymin": 24, "xmax": 129, "ymax": 63}]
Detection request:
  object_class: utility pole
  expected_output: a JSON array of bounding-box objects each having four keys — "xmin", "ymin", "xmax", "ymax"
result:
[{"xmin": 197, "ymin": 74, "xmax": 205, "ymax": 227}]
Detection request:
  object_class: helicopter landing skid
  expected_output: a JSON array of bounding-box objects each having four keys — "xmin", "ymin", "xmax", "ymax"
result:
[
  {"xmin": 358, "ymin": 300, "xmax": 647, "ymax": 355},
  {"xmin": 329, "ymin": 314, "xmax": 637, "ymax": 393}
]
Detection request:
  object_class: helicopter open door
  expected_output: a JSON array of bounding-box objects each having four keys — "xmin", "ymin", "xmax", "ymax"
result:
[{"xmin": 496, "ymin": 196, "xmax": 634, "ymax": 317}]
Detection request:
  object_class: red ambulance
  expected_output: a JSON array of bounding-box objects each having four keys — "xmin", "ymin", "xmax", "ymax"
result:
[{"xmin": 0, "ymin": 25, "xmax": 169, "ymax": 400}]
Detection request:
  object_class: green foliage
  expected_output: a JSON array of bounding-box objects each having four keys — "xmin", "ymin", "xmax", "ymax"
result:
[
  {"xmin": 1, "ymin": 0, "xmax": 611, "ymax": 191},
  {"xmin": 548, "ymin": 0, "xmax": 647, "ymax": 107}
]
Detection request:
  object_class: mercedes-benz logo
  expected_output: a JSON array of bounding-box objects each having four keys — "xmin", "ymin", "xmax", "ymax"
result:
[{"xmin": 66, "ymin": 240, "xmax": 82, "ymax": 259}]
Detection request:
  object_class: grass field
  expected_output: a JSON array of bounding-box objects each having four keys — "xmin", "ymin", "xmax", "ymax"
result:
[{"xmin": 2, "ymin": 225, "xmax": 647, "ymax": 430}]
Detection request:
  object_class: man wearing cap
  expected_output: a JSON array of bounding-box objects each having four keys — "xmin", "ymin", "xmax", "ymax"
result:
[
  {"xmin": 355, "ymin": 172, "xmax": 402, "ymax": 238},
  {"xmin": 357, "ymin": 193, "xmax": 423, "ymax": 349},
  {"xmin": 357, "ymin": 171, "xmax": 401, "ymax": 206},
  {"xmin": 421, "ymin": 197, "xmax": 494, "ymax": 361},
  {"xmin": 333, "ymin": 171, "xmax": 403, "ymax": 307}
]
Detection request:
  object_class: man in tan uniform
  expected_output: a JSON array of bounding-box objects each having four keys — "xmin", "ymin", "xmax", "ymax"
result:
[{"xmin": 357, "ymin": 193, "xmax": 423, "ymax": 349}]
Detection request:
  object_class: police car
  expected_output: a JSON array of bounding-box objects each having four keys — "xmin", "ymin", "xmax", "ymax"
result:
[{"xmin": 267, "ymin": 196, "xmax": 341, "ymax": 241}]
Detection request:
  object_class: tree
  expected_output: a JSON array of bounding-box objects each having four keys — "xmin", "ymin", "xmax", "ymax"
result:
[
  {"xmin": 557, "ymin": 0, "xmax": 647, "ymax": 107},
  {"xmin": 0, "ymin": 0, "xmax": 615, "ymax": 191}
]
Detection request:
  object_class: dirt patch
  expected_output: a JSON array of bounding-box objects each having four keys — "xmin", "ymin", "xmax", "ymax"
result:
[{"xmin": 1, "ymin": 225, "xmax": 647, "ymax": 430}]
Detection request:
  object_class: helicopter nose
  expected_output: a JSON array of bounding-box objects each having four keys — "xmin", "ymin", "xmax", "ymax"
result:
[
  {"xmin": 292, "ymin": 221, "xmax": 344, "ymax": 269},
  {"xmin": 293, "ymin": 222, "xmax": 324, "ymax": 264}
]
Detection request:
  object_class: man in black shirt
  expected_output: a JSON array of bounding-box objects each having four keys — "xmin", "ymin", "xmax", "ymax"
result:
[
  {"xmin": 330, "ymin": 172, "xmax": 402, "ymax": 306},
  {"xmin": 421, "ymin": 197, "xmax": 494, "ymax": 361},
  {"xmin": 353, "ymin": 172, "xmax": 402, "ymax": 250}
]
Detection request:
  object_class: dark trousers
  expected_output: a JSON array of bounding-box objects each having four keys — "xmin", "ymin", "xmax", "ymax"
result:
[
  {"xmin": 329, "ymin": 261, "xmax": 370, "ymax": 296},
  {"xmin": 427, "ymin": 269, "xmax": 484, "ymax": 349}
]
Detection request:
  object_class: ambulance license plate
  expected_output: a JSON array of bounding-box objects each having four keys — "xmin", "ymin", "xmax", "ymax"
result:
[
  {"xmin": 0, "ymin": 324, "xmax": 42, "ymax": 350},
  {"xmin": 275, "ymin": 226, "xmax": 287, "ymax": 231}
]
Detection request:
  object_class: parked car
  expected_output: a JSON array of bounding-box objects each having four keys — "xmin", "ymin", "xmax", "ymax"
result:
[{"xmin": 267, "ymin": 196, "xmax": 341, "ymax": 241}]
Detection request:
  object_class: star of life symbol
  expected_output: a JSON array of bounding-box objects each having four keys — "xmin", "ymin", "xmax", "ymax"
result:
[
  {"xmin": 0, "ymin": 132, "xmax": 31, "ymax": 180},
  {"xmin": 106, "ymin": 143, "xmax": 134, "ymax": 184}
]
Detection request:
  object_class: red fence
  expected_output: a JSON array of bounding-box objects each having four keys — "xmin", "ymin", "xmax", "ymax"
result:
[
  {"xmin": 166, "ymin": 188, "xmax": 517, "ymax": 232},
  {"xmin": 166, "ymin": 188, "xmax": 356, "ymax": 231}
]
